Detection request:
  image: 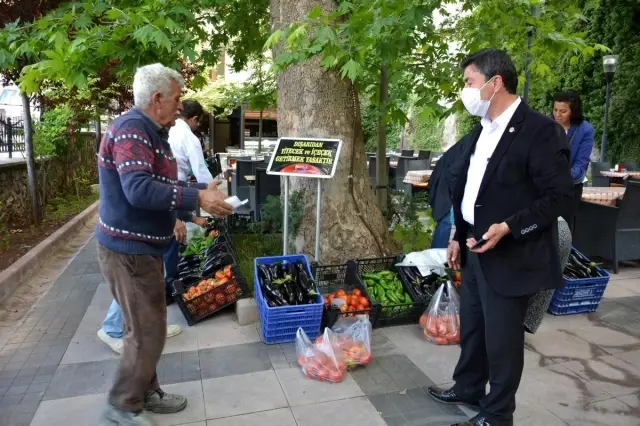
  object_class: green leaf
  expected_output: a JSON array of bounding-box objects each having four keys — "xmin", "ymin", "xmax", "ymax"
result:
[
  {"xmin": 340, "ymin": 59, "xmax": 360, "ymax": 82},
  {"xmin": 264, "ymin": 30, "xmax": 283, "ymax": 49},
  {"xmin": 308, "ymin": 5, "xmax": 324, "ymax": 20}
]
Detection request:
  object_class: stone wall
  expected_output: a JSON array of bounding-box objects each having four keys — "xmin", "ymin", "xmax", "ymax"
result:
[{"xmin": 0, "ymin": 133, "xmax": 98, "ymax": 224}]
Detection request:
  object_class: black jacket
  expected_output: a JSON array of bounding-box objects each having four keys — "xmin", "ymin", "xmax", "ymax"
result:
[
  {"xmin": 427, "ymin": 135, "xmax": 471, "ymax": 221},
  {"xmin": 452, "ymin": 102, "xmax": 573, "ymax": 297}
]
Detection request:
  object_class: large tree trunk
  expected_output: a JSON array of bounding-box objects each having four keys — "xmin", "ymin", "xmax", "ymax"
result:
[
  {"xmin": 21, "ymin": 91, "xmax": 40, "ymax": 225},
  {"xmin": 271, "ymin": 0, "xmax": 398, "ymax": 264},
  {"xmin": 376, "ymin": 66, "xmax": 389, "ymax": 214}
]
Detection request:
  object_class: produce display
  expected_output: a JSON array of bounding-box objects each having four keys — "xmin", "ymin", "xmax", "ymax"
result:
[
  {"xmin": 180, "ymin": 231, "xmax": 219, "ymax": 257},
  {"xmin": 419, "ymin": 281, "xmax": 461, "ymax": 345},
  {"xmin": 180, "ymin": 263, "xmax": 243, "ymax": 317},
  {"xmin": 296, "ymin": 328, "xmax": 347, "ymax": 383},
  {"xmin": 183, "ymin": 265, "xmax": 235, "ymax": 301},
  {"xmin": 361, "ymin": 270, "xmax": 412, "ymax": 306},
  {"xmin": 177, "ymin": 235, "xmax": 234, "ymax": 286},
  {"xmin": 563, "ymin": 248, "xmax": 605, "ymax": 279},
  {"xmin": 401, "ymin": 266, "xmax": 462, "ymax": 299},
  {"xmin": 316, "ymin": 316, "xmax": 372, "ymax": 368},
  {"xmin": 257, "ymin": 261, "xmax": 319, "ymax": 307},
  {"xmin": 323, "ymin": 288, "xmax": 371, "ymax": 315}
]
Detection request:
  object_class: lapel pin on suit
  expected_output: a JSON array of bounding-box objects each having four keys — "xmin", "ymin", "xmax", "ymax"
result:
[{"xmin": 509, "ymin": 127, "xmax": 515, "ymax": 133}]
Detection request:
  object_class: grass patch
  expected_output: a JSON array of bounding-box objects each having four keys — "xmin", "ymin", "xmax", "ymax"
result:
[{"xmin": 231, "ymin": 232, "xmax": 282, "ymax": 297}]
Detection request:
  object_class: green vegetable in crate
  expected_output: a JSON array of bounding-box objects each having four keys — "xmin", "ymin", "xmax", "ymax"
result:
[
  {"xmin": 362, "ymin": 270, "xmax": 412, "ymax": 307},
  {"xmin": 181, "ymin": 232, "xmax": 218, "ymax": 257}
]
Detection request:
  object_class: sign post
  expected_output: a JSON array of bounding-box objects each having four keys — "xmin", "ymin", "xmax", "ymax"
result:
[{"xmin": 266, "ymin": 137, "xmax": 343, "ymax": 261}]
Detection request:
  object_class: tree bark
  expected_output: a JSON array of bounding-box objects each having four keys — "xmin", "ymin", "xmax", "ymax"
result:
[
  {"xmin": 21, "ymin": 91, "xmax": 40, "ymax": 225},
  {"xmin": 271, "ymin": 0, "xmax": 398, "ymax": 264},
  {"xmin": 376, "ymin": 66, "xmax": 389, "ymax": 214}
]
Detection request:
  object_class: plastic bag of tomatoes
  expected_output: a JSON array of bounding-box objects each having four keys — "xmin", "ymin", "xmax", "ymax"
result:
[
  {"xmin": 323, "ymin": 315, "xmax": 373, "ymax": 368},
  {"xmin": 419, "ymin": 281, "xmax": 461, "ymax": 345},
  {"xmin": 296, "ymin": 328, "xmax": 347, "ymax": 383}
]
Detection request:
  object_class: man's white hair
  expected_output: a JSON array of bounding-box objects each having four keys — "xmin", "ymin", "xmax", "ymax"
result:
[{"xmin": 133, "ymin": 64, "xmax": 185, "ymax": 108}]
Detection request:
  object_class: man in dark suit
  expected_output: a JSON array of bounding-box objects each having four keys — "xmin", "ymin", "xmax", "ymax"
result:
[
  {"xmin": 427, "ymin": 49, "xmax": 573, "ymax": 426},
  {"xmin": 428, "ymin": 135, "xmax": 471, "ymax": 248}
]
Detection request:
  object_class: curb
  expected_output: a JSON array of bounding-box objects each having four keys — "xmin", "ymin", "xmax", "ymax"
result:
[{"xmin": 0, "ymin": 200, "xmax": 99, "ymax": 302}]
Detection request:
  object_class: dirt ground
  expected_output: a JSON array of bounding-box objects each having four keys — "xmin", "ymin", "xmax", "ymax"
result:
[{"xmin": 0, "ymin": 218, "xmax": 96, "ymax": 341}]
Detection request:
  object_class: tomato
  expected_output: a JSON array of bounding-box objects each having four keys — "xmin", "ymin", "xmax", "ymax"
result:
[
  {"xmin": 344, "ymin": 295, "xmax": 352, "ymax": 306},
  {"xmin": 298, "ymin": 355, "xmax": 307, "ymax": 365},
  {"xmin": 433, "ymin": 336, "xmax": 448, "ymax": 345},
  {"xmin": 419, "ymin": 313, "xmax": 428, "ymax": 329},
  {"xmin": 335, "ymin": 289, "xmax": 347, "ymax": 298},
  {"xmin": 351, "ymin": 289, "xmax": 362, "ymax": 297},
  {"xmin": 355, "ymin": 304, "xmax": 365, "ymax": 311}
]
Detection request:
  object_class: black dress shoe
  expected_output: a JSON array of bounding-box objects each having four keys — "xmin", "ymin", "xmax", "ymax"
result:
[
  {"xmin": 427, "ymin": 386, "xmax": 481, "ymax": 409},
  {"xmin": 451, "ymin": 414, "xmax": 489, "ymax": 426}
]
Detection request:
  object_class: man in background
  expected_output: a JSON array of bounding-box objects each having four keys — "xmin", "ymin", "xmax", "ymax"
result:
[{"xmin": 427, "ymin": 135, "xmax": 471, "ymax": 248}]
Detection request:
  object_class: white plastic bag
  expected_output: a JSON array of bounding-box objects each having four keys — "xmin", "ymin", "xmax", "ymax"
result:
[
  {"xmin": 419, "ymin": 281, "xmax": 461, "ymax": 345},
  {"xmin": 296, "ymin": 328, "xmax": 346, "ymax": 383},
  {"xmin": 396, "ymin": 248, "xmax": 448, "ymax": 277}
]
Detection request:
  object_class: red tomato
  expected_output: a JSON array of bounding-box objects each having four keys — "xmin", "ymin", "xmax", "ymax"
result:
[{"xmin": 351, "ymin": 289, "xmax": 362, "ymax": 297}]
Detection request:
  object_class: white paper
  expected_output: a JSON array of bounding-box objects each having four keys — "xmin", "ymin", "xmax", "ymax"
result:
[{"xmin": 225, "ymin": 196, "xmax": 248, "ymax": 210}]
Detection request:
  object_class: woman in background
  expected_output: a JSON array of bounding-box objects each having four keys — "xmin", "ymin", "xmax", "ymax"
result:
[{"xmin": 553, "ymin": 90, "xmax": 594, "ymax": 232}]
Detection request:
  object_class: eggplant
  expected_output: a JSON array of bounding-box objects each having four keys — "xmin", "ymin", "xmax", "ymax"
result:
[
  {"xmin": 288, "ymin": 263, "xmax": 305, "ymax": 304},
  {"xmin": 258, "ymin": 264, "xmax": 272, "ymax": 282},
  {"xmin": 295, "ymin": 261, "xmax": 318, "ymax": 302},
  {"xmin": 260, "ymin": 278, "xmax": 287, "ymax": 305},
  {"xmin": 271, "ymin": 262, "xmax": 285, "ymax": 280}
]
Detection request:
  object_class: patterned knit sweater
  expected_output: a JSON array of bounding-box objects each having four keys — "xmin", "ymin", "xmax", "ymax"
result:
[{"xmin": 96, "ymin": 108, "xmax": 206, "ymax": 256}]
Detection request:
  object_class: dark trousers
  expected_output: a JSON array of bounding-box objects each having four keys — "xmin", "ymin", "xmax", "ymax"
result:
[
  {"xmin": 97, "ymin": 244, "xmax": 167, "ymax": 412},
  {"xmin": 566, "ymin": 183, "xmax": 583, "ymax": 234},
  {"xmin": 163, "ymin": 237, "xmax": 180, "ymax": 298},
  {"xmin": 452, "ymin": 250, "xmax": 530, "ymax": 426}
]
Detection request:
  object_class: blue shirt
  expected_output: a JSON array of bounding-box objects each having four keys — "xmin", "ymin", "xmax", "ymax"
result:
[{"xmin": 567, "ymin": 120, "xmax": 594, "ymax": 185}]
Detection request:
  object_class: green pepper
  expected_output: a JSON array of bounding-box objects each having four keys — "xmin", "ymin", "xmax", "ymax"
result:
[{"xmin": 404, "ymin": 293, "xmax": 412, "ymax": 303}]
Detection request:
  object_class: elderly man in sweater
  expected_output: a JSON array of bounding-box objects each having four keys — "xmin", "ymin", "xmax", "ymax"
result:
[{"xmin": 96, "ymin": 63, "xmax": 232, "ymax": 426}]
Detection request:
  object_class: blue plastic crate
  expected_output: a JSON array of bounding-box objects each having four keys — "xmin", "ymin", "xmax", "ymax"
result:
[
  {"xmin": 254, "ymin": 255, "xmax": 324, "ymax": 344},
  {"xmin": 548, "ymin": 254, "xmax": 610, "ymax": 316}
]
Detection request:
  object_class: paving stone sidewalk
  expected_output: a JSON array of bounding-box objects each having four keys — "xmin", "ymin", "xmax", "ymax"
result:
[{"xmin": 0, "ymin": 238, "xmax": 639, "ymax": 426}]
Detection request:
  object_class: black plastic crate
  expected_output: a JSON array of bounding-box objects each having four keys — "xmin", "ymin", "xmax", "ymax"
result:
[
  {"xmin": 310, "ymin": 262, "xmax": 380, "ymax": 329},
  {"xmin": 173, "ymin": 253, "xmax": 249, "ymax": 326},
  {"xmin": 352, "ymin": 256, "xmax": 425, "ymax": 328}
]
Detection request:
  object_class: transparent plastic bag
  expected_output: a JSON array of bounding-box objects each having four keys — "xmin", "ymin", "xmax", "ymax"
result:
[
  {"xmin": 296, "ymin": 328, "xmax": 346, "ymax": 383},
  {"xmin": 419, "ymin": 281, "xmax": 461, "ymax": 345},
  {"xmin": 319, "ymin": 315, "xmax": 373, "ymax": 368},
  {"xmin": 185, "ymin": 222, "xmax": 205, "ymax": 244}
]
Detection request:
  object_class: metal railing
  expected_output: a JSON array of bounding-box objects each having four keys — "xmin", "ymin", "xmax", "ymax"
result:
[{"xmin": 0, "ymin": 117, "xmax": 26, "ymax": 158}]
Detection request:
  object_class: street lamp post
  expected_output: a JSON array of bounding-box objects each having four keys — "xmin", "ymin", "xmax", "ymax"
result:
[
  {"xmin": 523, "ymin": 4, "xmax": 541, "ymax": 103},
  {"xmin": 600, "ymin": 54, "xmax": 619, "ymax": 162}
]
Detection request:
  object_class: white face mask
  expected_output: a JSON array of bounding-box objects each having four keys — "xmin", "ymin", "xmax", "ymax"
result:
[{"xmin": 460, "ymin": 77, "xmax": 497, "ymax": 117}]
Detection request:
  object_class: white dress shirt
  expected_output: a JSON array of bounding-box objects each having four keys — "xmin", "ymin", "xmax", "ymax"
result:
[
  {"xmin": 168, "ymin": 118, "xmax": 214, "ymax": 183},
  {"xmin": 461, "ymin": 97, "xmax": 522, "ymax": 225}
]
